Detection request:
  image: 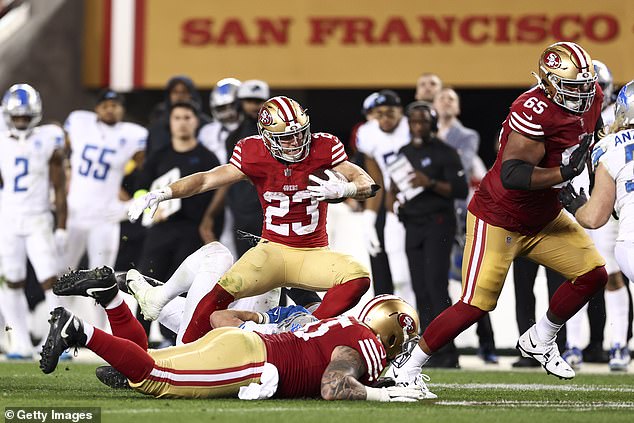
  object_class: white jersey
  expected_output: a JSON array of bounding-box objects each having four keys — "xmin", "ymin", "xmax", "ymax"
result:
[
  {"xmin": 64, "ymin": 111, "xmax": 147, "ymax": 220},
  {"xmin": 595, "ymin": 128, "xmax": 634, "ymax": 241},
  {"xmin": 0, "ymin": 124, "xmax": 64, "ymax": 216},
  {"xmin": 198, "ymin": 120, "xmax": 239, "ymax": 164},
  {"xmin": 602, "ymin": 102, "xmax": 615, "ymax": 127},
  {"xmin": 356, "ymin": 117, "xmax": 410, "ymax": 190}
]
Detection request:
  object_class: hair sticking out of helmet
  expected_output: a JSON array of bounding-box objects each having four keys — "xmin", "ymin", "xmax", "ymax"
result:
[
  {"xmin": 210, "ymin": 78, "xmax": 241, "ymax": 124},
  {"xmin": 535, "ymin": 41, "xmax": 597, "ymax": 114},
  {"xmin": 2, "ymin": 83, "xmax": 42, "ymax": 138},
  {"xmin": 358, "ymin": 294, "xmax": 420, "ymax": 360},
  {"xmin": 257, "ymin": 96, "xmax": 311, "ymax": 163}
]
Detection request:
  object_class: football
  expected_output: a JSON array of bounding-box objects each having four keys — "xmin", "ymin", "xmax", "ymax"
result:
[{"xmin": 307, "ymin": 168, "xmax": 349, "ymax": 203}]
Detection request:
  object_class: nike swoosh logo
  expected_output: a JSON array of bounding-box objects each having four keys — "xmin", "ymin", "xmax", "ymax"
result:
[
  {"xmin": 60, "ymin": 313, "xmax": 75, "ymax": 340},
  {"xmin": 522, "ymin": 112, "xmax": 534, "ymax": 121},
  {"xmin": 528, "ymin": 332, "xmax": 538, "ymax": 349},
  {"xmin": 86, "ymin": 286, "xmax": 115, "ymax": 296}
]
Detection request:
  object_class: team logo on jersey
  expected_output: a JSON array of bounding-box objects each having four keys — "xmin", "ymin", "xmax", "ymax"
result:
[
  {"xmin": 259, "ymin": 108, "xmax": 273, "ymax": 126},
  {"xmin": 398, "ymin": 313, "xmax": 415, "ymax": 332},
  {"xmin": 544, "ymin": 51, "xmax": 561, "ymax": 69}
]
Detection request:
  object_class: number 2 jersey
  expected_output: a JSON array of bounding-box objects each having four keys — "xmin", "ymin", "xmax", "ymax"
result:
[
  {"xmin": 258, "ymin": 316, "xmax": 386, "ymax": 398},
  {"xmin": 0, "ymin": 124, "xmax": 64, "ymax": 216},
  {"xmin": 470, "ymin": 85, "xmax": 603, "ymax": 235},
  {"xmin": 229, "ymin": 133, "xmax": 348, "ymax": 248}
]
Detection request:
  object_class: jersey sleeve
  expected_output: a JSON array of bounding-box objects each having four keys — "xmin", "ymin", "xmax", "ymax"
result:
[
  {"xmin": 347, "ymin": 325, "xmax": 386, "ymax": 383},
  {"xmin": 129, "ymin": 123, "xmax": 148, "ymax": 154},
  {"xmin": 507, "ymin": 99, "xmax": 546, "ymax": 139},
  {"xmin": 355, "ymin": 122, "xmax": 375, "ymax": 156},
  {"xmin": 328, "ymin": 134, "xmax": 348, "ymax": 167},
  {"xmin": 598, "ymin": 142, "xmax": 622, "ymax": 180}
]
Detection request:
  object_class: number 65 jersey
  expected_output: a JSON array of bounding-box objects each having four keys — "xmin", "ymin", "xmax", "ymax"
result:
[
  {"xmin": 229, "ymin": 133, "xmax": 347, "ymax": 248},
  {"xmin": 64, "ymin": 111, "xmax": 147, "ymax": 221}
]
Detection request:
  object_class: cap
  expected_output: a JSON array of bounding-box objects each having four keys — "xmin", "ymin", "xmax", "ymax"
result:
[
  {"xmin": 374, "ymin": 90, "xmax": 401, "ymax": 107},
  {"xmin": 96, "ymin": 89, "xmax": 124, "ymax": 106},
  {"xmin": 237, "ymin": 80, "xmax": 270, "ymax": 100}
]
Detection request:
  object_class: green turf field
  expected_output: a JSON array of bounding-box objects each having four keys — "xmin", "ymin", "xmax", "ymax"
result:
[{"xmin": 1, "ymin": 362, "xmax": 633, "ymax": 423}]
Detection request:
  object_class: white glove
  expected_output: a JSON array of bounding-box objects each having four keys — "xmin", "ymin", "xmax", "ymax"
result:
[
  {"xmin": 54, "ymin": 228, "xmax": 68, "ymax": 255},
  {"xmin": 128, "ymin": 187, "xmax": 173, "ymax": 223},
  {"xmin": 365, "ymin": 386, "xmax": 428, "ymax": 402},
  {"xmin": 361, "ymin": 209, "xmax": 382, "ymax": 257},
  {"xmin": 307, "ymin": 169, "xmax": 356, "ymax": 201}
]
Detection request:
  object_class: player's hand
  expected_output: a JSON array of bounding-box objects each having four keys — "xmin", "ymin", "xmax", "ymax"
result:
[
  {"xmin": 307, "ymin": 169, "xmax": 356, "ymax": 201},
  {"xmin": 558, "ymin": 184, "xmax": 587, "ymax": 215},
  {"xmin": 128, "ymin": 187, "xmax": 172, "ymax": 223},
  {"xmin": 361, "ymin": 210, "xmax": 382, "ymax": 257},
  {"xmin": 560, "ymin": 134, "xmax": 593, "ymax": 181},
  {"xmin": 54, "ymin": 228, "xmax": 68, "ymax": 255}
]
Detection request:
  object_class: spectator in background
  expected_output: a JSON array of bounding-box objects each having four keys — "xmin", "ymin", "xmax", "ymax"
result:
[
  {"xmin": 146, "ymin": 76, "xmax": 212, "ymax": 157},
  {"xmin": 415, "ymin": 73, "xmax": 442, "ymax": 102}
]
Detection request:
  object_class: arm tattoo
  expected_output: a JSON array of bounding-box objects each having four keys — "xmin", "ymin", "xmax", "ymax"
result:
[{"xmin": 321, "ymin": 346, "xmax": 368, "ymax": 400}]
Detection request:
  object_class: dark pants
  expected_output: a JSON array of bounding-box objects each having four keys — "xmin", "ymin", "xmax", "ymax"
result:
[{"xmin": 369, "ymin": 205, "xmax": 393, "ymax": 296}]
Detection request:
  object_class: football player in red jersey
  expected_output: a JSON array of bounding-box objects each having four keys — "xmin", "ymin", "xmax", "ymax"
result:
[
  {"xmin": 40, "ymin": 294, "xmax": 434, "ymax": 401},
  {"xmin": 387, "ymin": 41, "xmax": 608, "ymax": 385},
  {"xmin": 128, "ymin": 96, "xmax": 377, "ymax": 343}
]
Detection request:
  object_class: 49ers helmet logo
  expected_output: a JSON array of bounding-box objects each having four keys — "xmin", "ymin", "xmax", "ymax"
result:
[
  {"xmin": 398, "ymin": 313, "xmax": 415, "ymax": 332},
  {"xmin": 544, "ymin": 51, "xmax": 561, "ymax": 69},
  {"xmin": 258, "ymin": 108, "xmax": 273, "ymax": 126}
]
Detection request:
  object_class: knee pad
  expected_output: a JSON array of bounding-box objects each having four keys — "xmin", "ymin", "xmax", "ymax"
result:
[{"xmin": 573, "ymin": 266, "xmax": 608, "ymax": 296}]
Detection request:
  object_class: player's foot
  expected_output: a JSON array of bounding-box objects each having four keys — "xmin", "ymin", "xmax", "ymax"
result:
[
  {"xmin": 583, "ymin": 343, "xmax": 609, "ymax": 363},
  {"xmin": 608, "ymin": 344, "xmax": 631, "ymax": 372},
  {"xmin": 126, "ymin": 269, "xmax": 168, "ymax": 321},
  {"xmin": 54, "ymin": 266, "xmax": 118, "ymax": 307},
  {"xmin": 95, "ymin": 365, "xmax": 131, "ymax": 389},
  {"xmin": 562, "ymin": 345, "xmax": 583, "ymax": 370},
  {"xmin": 516, "ymin": 325, "xmax": 575, "ymax": 379},
  {"xmin": 115, "ymin": 271, "xmax": 164, "ymax": 295},
  {"xmin": 398, "ymin": 373, "xmax": 437, "ymax": 399},
  {"xmin": 5, "ymin": 351, "xmax": 33, "ymax": 360},
  {"xmin": 39, "ymin": 307, "xmax": 86, "ymax": 374},
  {"xmin": 477, "ymin": 346, "xmax": 499, "ymax": 364}
]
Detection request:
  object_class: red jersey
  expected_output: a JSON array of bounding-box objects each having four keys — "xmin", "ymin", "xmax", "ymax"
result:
[
  {"xmin": 229, "ymin": 133, "xmax": 348, "ymax": 247},
  {"xmin": 258, "ymin": 316, "xmax": 386, "ymax": 398},
  {"xmin": 469, "ymin": 85, "xmax": 603, "ymax": 235}
]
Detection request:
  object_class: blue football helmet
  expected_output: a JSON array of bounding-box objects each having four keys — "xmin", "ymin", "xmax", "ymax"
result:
[{"xmin": 2, "ymin": 83, "xmax": 42, "ymax": 137}]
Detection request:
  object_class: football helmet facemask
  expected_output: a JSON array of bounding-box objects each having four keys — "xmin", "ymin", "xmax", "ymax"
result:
[
  {"xmin": 257, "ymin": 96, "xmax": 311, "ymax": 163},
  {"xmin": 2, "ymin": 83, "xmax": 42, "ymax": 137},
  {"xmin": 358, "ymin": 294, "xmax": 420, "ymax": 360},
  {"xmin": 536, "ymin": 41, "xmax": 597, "ymax": 114},
  {"xmin": 615, "ymin": 81, "xmax": 634, "ymax": 128},
  {"xmin": 210, "ymin": 77, "xmax": 241, "ymax": 124}
]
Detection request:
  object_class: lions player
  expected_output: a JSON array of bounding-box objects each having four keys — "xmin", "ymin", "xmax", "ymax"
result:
[
  {"xmin": 0, "ymin": 84, "xmax": 67, "ymax": 358},
  {"xmin": 560, "ymin": 81, "xmax": 634, "ymax": 371}
]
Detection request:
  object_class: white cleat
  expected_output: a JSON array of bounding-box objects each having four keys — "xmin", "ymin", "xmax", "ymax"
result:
[
  {"xmin": 517, "ymin": 325, "xmax": 575, "ymax": 380},
  {"xmin": 126, "ymin": 269, "xmax": 168, "ymax": 321},
  {"xmin": 382, "ymin": 365, "xmax": 438, "ymax": 399},
  {"xmin": 608, "ymin": 345, "xmax": 631, "ymax": 372}
]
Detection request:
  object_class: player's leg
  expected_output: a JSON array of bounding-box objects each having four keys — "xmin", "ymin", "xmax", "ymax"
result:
[{"xmin": 611, "ymin": 241, "xmax": 633, "ymax": 370}]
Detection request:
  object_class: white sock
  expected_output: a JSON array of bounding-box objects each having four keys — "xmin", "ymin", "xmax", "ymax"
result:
[
  {"xmin": 83, "ymin": 321, "xmax": 95, "ymax": 345},
  {"xmin": 157, "ymin": 297, "xmax": 185, "ymax": 334},
  {"xmin": 160, "ymin": 247, "xmax": 205, "ymax": 300},
  {"xmin": 2, "ymin": 287, "xmax": 33, "ymax": 353},
  {"xmin": 535, "ymin": 315, "xmax": 564, "ymax": 343},
  {"xmin": 564, "ymin": 304, "xmax": 587, "ymax": 348},
  {"xmin": 104, "ymin": 292, "xmax": 124, "ymax": 310},
  {"xmin": 400, "ymin": 344, "xmax": 431, "ymax": 380},
  {"xmin": 44, "ymin": 289, "xmax": 61, "ymax": 311},
  {"xmin": 605, "ymin": 286, "xmax": 629, "ymax": 347}
]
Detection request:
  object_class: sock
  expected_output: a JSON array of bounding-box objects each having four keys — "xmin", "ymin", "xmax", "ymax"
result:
[
  {"xmin": 549, "ymin": 267, "xmax": 608, "ymax": 320},
  {"xmin": 181, "ymin": 284, "xmax": 235, "ymax": 343},
  {"xmin": 157, "ymin": 297, "xmax": 185, "ymax": 334},
  {"xmin": 2, "ymin": 287, "xmax": 33, "ymax": 354},
  {"xmin": 83, "ymin": 322, "xmax": 95, "ymax": 345},
  {"xmin": 564, "ymin": 304, "xmax": 587, "ymax": 348},
  {"xmin": 105, "ymin": 302, "xmax": 148, "ymax": 350},
  {"xmin": 44, "ymin": 290, "xmax": 61, "ymax": 311},
  {"xmin": 422, "ymin": 301, "xmax": 486, "ymax": 352},
  {"xmin": 605, "ymin": 286, "xmax": 629, "ymax": 347},
  {"xmin": 313, "ymin": 277, "xmax": 370, "ymax": 319},
  {"xmin": 535, "ymin": 315, "xmax": 563, "ymax": 344},
  {"xmin": 87, "ymin": 328, "xmax": 154, "ymax": 383},
  {"xmin": 104, "ymin": 292, "xmax": 124, "ymax": 310}
]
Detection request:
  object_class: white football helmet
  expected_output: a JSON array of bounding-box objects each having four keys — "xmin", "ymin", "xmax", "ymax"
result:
[
  {"xmin": 2, "ymin": 83, "xmax": 42, "ymax": 137},
  {"xmin": 536, "ymin": 41, "xmax": 597, "ymax": 114},
  {"xmin": 615, "ymin": 81, "xmax": 634, "ymax": 127},
  {"xmin": 257, "ymin": 96, "xmax": 311, "ymax": 162},
  {"xmin": 237, "ymin": 79, "xmax": 270, "ymax": 101},
  {"xmin": 593, "ymin": 60, "xmax": 614, "ymax": 109},
  {"xmin": 210, "ymin": 77, "xmax": 241, "ymax": 124}
]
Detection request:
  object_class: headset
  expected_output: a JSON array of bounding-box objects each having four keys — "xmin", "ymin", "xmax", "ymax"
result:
[{"xmin": 405, "ymin": 100, "xmax": 438, "ymax": 132}]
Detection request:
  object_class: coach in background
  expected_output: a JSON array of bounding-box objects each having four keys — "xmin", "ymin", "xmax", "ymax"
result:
[{"xmin": 387, "ymin": 101, "xmax": 468, "ymax": 368}]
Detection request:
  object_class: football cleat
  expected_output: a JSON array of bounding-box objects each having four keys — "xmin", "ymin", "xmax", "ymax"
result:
[
  {"xmin": 516, "ymin": 325, "xmax": 575, "ymax": 380},
  {"xmin": 114, "ymin": 271, "xmax": 163, "ymax": 295},
  {"xmin": 126, "ymin": 269, "xmax": 168, "ymax": 321},
  {"xmin": 562, "ymin": 345, "xmax": 584, "ymax": 370},
  {"xmin": 95, "ymin": 366, "xmax": 131, "ymax": 389},
  {"xmin": 608, "ymin": 344, "xmax": 631, "ymax": 372},
  {"xmin": 54, "ymin": 266, "xmax": 118, "ymax": 307},
  {"xmin": 397, "ymin": 374, "xmax": 437, "ymax": 400},
  {"xmin": 39, "ymin": 307, "xmax": 86, "ymax": 374}
]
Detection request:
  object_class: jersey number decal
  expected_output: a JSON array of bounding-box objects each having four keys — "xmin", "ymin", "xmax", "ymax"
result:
[
  {"xmin": 78, "ymin": 144, "xmax": 116, "ymax": 180},
  {"xmin": 624, "ymin": 144, "xmax": 634, "ymax": 192},
  {"xmin": 293, "ymin": 316, "xmax": 352, "ymax": 341},
  {"xmin": 14, "ymin": 157, "xmax": 28, "ymax": 192},
  {"xmin": 263, "ymin": 190, "xmax": 318, "ymax": 236},
  {"xmin": 523, "ymin": 97, "xmax": 548, "ymax": 114}
]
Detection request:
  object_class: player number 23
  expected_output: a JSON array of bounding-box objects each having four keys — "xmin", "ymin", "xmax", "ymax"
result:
[{"xmin": 263, "ymin": 190, "xmax": 319, "ymax": 236}]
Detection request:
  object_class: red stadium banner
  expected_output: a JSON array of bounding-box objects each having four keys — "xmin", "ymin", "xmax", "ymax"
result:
[{"xmin": 83, "ymin": 0, "xmax": 634, "ymax": 90}]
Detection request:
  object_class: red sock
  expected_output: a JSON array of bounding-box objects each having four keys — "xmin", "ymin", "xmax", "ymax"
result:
[
  {"xmin": 313, "ymin": 277, "xmax": 370, "ymax": 319},
  {"xmin": 549, "ymin": 266, "xmax": 608, "ymax": 320},
  {"xmin": 87, "ymin": 328, "xmax": 154, "ymax": 383},
  {"xmin": 106, "ymin": 302, "xmax": 148, "ymax": 350},
  {"xmin": 422, "ymin": 301, "xmax": 486, "ymax": 352},
  {"xmin": 181, "ymin": 284, "xmax": 235, "ymax": 343}
]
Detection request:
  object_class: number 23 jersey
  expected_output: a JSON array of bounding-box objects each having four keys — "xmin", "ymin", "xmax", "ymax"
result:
[{"xmin": 229, "ymin": 133, "xmax": 347, "ymax": 248}]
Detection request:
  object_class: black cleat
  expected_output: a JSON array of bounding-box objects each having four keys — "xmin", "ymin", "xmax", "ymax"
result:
[
  {"xmin": 55, "ymin": 266, "xmax": 118, "ymax": 307},
  {"xmin": 39, "ymin": 307, "xmax": 86, "ymax": 374},
  {"xmin": 95, "ymin": 366, "xmax": 131, "ymax": 389},
  {"xmin": 114, "ymin": 271, "xmax": 163, "ymax": 295}
]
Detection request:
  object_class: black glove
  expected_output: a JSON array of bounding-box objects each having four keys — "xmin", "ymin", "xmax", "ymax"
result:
[
  {"xmin": 560, "ymin": 134, "xmax": 593, "ymax": 181},
  {"xmin": 558, "ymin": 184, "xmax": 587, "ymax": 215}
]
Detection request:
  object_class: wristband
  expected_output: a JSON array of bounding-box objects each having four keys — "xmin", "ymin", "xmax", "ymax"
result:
[
  {"xmin": 343, "ymin": 182, "xmax": 357, "ymax": 198},
  {"xmin": 365, "ymin": 386, "xmax": 388, "ymax": 402}
]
